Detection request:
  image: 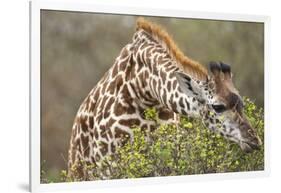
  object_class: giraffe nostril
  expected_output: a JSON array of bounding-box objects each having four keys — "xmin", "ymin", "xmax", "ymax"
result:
[
  {"xmin": 246, "ymin": 136, "xmax": 262, "ymax": 150},
  {"xmin": 250, "ymin": 140, "xmax": 261, "ymax": 150}
]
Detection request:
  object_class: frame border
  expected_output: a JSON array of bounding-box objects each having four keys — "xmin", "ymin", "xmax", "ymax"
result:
[{"xmin": 30, "ymin": 0, "xmax": 271, "ymax": 192}]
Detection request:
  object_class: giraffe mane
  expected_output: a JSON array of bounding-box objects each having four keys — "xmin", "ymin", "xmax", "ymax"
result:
[{"xmin": 136, "ymin": 17, "xmax": 208, "ymax": 81}]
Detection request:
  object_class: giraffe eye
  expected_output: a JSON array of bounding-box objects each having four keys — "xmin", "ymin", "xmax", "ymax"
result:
[{"xmin": 212, "ymin": 104, "xmax": 226, "ymax": 113}]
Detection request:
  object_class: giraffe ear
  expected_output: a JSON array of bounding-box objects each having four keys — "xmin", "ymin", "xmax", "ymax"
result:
[{"xmin": 175, "ymin": 72, "xmax": 205, "ymax": 100}]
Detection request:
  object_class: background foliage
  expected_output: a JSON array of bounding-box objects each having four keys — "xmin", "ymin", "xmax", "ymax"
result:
[{"xmin": 41, "ymin": 11, "xmax": 264, "ymax": 181}]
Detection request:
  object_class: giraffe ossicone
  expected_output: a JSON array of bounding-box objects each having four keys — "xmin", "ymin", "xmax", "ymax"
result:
[{"xmin": 68, "ymin": 18, "xmax": 261, "ymax": 180}]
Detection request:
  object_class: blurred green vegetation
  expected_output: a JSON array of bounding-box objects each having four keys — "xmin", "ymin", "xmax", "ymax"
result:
[
  {"xmin": 41, "ymin": 98, "xmax": 264, "ymax": 182},
  {"xmin": 41, "ymin": 11, "xmax": 264, "ymax": 181}
]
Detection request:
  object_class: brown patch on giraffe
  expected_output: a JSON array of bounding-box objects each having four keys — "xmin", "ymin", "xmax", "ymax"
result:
[
  {"xmin": 114, "ymin": 103, "xmax": 127, "ymax": 116},
  {"xmin": 110, "ymin": 142, "xmax": 116, "ymax": 153},
  {"xmin": 167, "ymin": 81, "xmax": 171, "ymax": 91},
  {"xmin": 179, "ymin": 98, "xmax": 185, "ymax": 109},
  {"xmin": 93, "ymin": 98, "xmax": 101, "ymax": 116},
  {"xmin": 99, "ymin": 125, "xmax": 107, "ymax": 140},
  {"xmin": 114, "ymin": 102, "xmax": 135, "ymax": 116},
  {"xmin": 169, "ymin": 71, "xmax": 175, "ymax": 79},
  {"xmin": 150, "ymin": 125, "xmax": 157, "ymax": 132},
  {"xmin": 119, "ymin": 118, "xmax": 141, "ymax": 127},
  {"xmin": 136, "ymin": 17, "xmax": 208, "ymax": 81},
  {"xmin": 88, "ymin": 116, "xmax": 94, "ymax": 129},
  {"xmin": 141, "ymin": 124, "xmax": 148, "ymax": 131},
  {"xmin": 114, "ymin": 127, "xmax": 130, "ymax": 139},
  {"xmin": 158, "ymin": 109, "xmax": 174, "ymax": 120},
  {"xmin": 136, "ymin": 53, "xmax": 144, "ymax": 71},
  {"xmin": 115, "ymin": 74, "xmax": 123, "ymax": 91},
  {"xmin": 181, "ymin": 109, "xmax": 188, "ymax": 116},
  {"xmin": 79, "ymin": 116, "xmax": 88, "ymax": 133},
  {"xmin": 91, "ymin": 156, "xmax": 96, "ymax": 164},
  {"xmin": 126, "ymin": 56, "xmax": 137, "ymax": 81},
  {"xmin": 80, "ymin": 134, "xmax": 88, "ymax": 148},
  {"xmin": 93, "ymin": 127, "xmax": 99, "ymax": 139},
  {"xmin": 99, "ymin": 141, "xmax": 109, "ymax": 156}
]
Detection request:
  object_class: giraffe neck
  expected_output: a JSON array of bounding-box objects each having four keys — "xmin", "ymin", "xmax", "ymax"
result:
[
  {"xmin": 127, "ymin": 30, "xmax": 204, "ymax": 117},
  {"xmin": 68, "ymin": 29, "xmax": 209, "ymax": 179}
]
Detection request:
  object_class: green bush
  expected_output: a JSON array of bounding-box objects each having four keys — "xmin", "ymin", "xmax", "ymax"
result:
[
  {"xmin": 87, "ymin": 97, "xmax": 264, "ymax": 180},
  {"xmin": 41, "ymin": 97, "xmax": 264, "ymax": 182}
]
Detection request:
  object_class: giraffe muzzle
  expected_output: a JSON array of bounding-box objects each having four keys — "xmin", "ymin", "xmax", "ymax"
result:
[{"xmin": 240, "ymin": 137, "xmax": 262, "ymax": 153}]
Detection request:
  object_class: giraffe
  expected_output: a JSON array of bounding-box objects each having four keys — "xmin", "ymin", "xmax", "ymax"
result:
[{"xmin": 68, "ymin": 18, "xmax": 261, "ymax": 180}]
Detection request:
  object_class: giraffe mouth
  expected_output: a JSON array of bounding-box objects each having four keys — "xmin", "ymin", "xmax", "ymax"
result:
[{"xmin": 240, "ymin": 141, "xmax": 261, "ymax": 153}]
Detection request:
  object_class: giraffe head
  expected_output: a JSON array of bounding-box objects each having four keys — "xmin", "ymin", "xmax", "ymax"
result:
[{"xmin": 175, "ymin": 61, "xmax": 261, "ymax": 153}]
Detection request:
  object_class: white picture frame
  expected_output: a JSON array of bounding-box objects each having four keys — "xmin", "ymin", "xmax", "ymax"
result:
[{"xmin": 30, "ymin": 0, "xmax": 271, "ymax": 192}]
